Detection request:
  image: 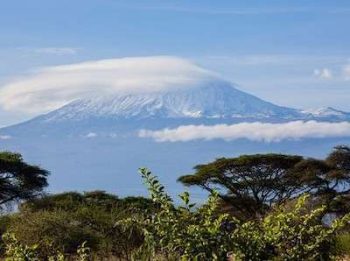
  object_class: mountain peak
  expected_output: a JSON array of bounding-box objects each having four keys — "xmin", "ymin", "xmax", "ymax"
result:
[
  {"xmin": 301, "ymin": 107, "xmax": 349, "ymax": 118},
  {"xmin": 39, "ymin": 80, "xmax": 299, "ymax": 122}
]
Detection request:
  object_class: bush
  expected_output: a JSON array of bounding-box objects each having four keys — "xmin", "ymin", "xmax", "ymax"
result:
[
  {"xmin": 8, "ymin": 210, "xmax": 99, "ymax": 256},
  {"xmin": 3, "ymin": 191, "xmax": 153, "ymax": 259},
  {"xmin": 2, "ymin": 233, "xmax": 90, "ymax": 261},
  {"xmin": 125, "ymin": 168, "xmax": 350, "ymax": 260}
]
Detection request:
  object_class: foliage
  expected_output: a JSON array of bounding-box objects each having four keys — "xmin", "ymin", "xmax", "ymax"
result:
[
  {"xmin": 2, "ymin": 233, "xmax": 91, "ymax": 261},
  {"xmin": 178, "ymin": 146, "xmax": 350, "ymax": 219},
  {"xmin": 119, "ymin": 168, "xmax": 236, "ymax": 260},
  {"xmin": 2, "ymin": 233, "xmax": 40, "ymax": 261},
  {"xmin": 178, "ymin": 154, "xmax": 305, "ymax": 218},
  {"xmin": 235, "ymin": 195, "xmax": 350, "ymax": 260},
  {"xmin": 3, "ymin": 191, "xmax": 153, "ymax": 259},
  {"xmin": 0, "ymin": 152, "xmax": 48, "ymax": 209},
  {"xmin": 76, "ymin": 242, "xmax": 91, "ymax": 261},
  {"xmin": 289, "ymin": 145, "xmax": 350, "ymax": 216},
  {"xmin": 129, "ymin": 168, "xmax": 350, "ymax": 260},
  {"xmin": 20, "ymin": 190, "xmax": 154, "ymax": 213},
  {"xmin": 8, "ymin": 210, "xmax": 98, "ymax": 256}
]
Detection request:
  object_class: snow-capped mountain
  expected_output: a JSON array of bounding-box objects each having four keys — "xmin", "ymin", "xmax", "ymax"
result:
[
  {"xmin": 301, "ymin": 107, "xmax": 350, "ymax": 119},
  {"xmin": 0, "ymin": 78, "xmax": 349, "ymax": 197},
  {"xmin": 33, "ymin": 80, "xmax": 302, "ymax": 123},
  {"xmin": 1, "ymin": 79, "xmax": 350, "ymax": 137},
  {"xmin": 21, "ymin": 80, "xmax": 348, "ymax": 125}
]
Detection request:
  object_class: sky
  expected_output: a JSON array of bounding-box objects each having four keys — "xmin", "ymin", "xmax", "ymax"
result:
[{"xmin": 0, "ymin": 0, "xmax": 350, "ymax": 127}]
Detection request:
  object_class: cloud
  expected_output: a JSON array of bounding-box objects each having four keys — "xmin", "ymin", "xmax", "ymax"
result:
[
  {"xmin": 138, "ymin": 121, "xmax": 350, "ymax": 143},
  {"xmin": 0, "ymin": 56, "xmax": 215, "ymax": 115},
  {"xmin": 34, "ymin": 47, "xmax": 79, "ymax": 55},
  {"xmin": 313, "ymin": 68, "xmax": 333, "ymax": 79},
  {"xmin": 84, "ymin": 132, "xmax": 97, "ymax": 138},
  {"xmin": 0, "ymin": 135, "xmax": 11, "ymax": 140}
]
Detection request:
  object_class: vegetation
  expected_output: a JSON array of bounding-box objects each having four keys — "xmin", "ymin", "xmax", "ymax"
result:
[
  {"xmin": 0, "ymin": 152, "xmax": 48, "ymax": 209},
  {"xmin": 0, "ymin": 147, "xmax": 349, "ymax": 260},
  {"xmin": 178, "ymin": 154, "xmax": 304, "ymax": 218},
  {"xmin": 178, "ymin": 146, "xmax": 350, "ymax": 219},
  {"xmin": 2, "ymin": 191, "xmax": 154, "ymax": 259},
  {"xmin": 123, "ymin": 168, "xmax": 350, "ymax": 260}
]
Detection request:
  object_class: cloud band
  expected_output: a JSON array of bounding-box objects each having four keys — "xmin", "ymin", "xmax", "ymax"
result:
[{"xmin": 138, "ymin": 121, "xmax": 350, "ymax": 142}]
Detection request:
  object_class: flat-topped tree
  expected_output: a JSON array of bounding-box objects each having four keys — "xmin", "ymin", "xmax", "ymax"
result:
[
  {"xmin": 179, "ymin": 146, "xmax": 350, "ymax": 219},
  {"xmin": 287, "ymin": 146, "xmax": 350, "ymax": 216},
  {"xmin": 327, "ymin": 145, "xmax": 350, "ymax": 173},
  {"xmin": 178, "ymin": 154, "xmax": 305, "ymax": 218},
  {"xmin": 0, "ymin": 152, "xmax": 48, "ymax": 208}
]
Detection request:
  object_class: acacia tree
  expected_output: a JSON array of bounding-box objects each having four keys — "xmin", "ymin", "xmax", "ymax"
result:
[
  {"xmin": 178, "ymin": 154, "xmax": 306, "ymax": 218},
  {"xmin": 179, "ymin": 146, "xmax": 350, "ymax": 219},
  {"xmin": 0, "ymin": 152, "xmax": 48, "ymax": 208},
  {"xmin": 295, "ymin": 145, "xmax": 350, "ymax": 215}
]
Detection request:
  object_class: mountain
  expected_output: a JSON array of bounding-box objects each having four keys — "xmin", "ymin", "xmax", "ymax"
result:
[
  {"xmin": 39, "ymin": 80, "xmax": 301, "ymax": 122},
  {"xmin": 300, "ymin": 107, "xmax": 350, "ymax": 120},
  {"xmin": 0, "ymin": 79, "xmax": 349, "ymax": 197}
]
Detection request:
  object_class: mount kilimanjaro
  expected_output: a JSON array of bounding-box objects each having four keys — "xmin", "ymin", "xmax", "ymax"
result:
[
  {"xmin": 0, "ymin": 78, "xmax": 349, "ymax": 196},
  {"xmin": 2, "ymin": 80, "xmax": 349, "ymax": 136}
]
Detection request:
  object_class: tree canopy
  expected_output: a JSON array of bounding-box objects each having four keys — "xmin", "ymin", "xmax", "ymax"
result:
[
  {"xmin": 179, "ymin": 154, "xmax": 305, "ymax": 218},
  {"xmin": 0, "ymin": 152, "xmax": 48, "ymax": 208},
  {"xmin": 20, "ymin": 190, "xmax": 154, "ymax": 213},
  {"xmin": 178, "ymin": 146, "xmax": 350, "ymax": 219}
]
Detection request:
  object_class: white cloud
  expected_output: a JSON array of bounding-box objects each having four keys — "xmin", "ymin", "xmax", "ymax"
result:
[
  {"xmin": 138, "ymin": 121, "xmax": 350, "ymax": 142},
  {"xmin": 84, "ymin": 132, "xmax": 97, "ymax": 138},
  {"xmin": 0, "ymin": 56, "xmax": 215, "ymax": 115},
  {"xmin": 34, "ymin": 47, "xmax": 79, "ymax": 55},
  {"xmin": 0, "ymin": 135, "xmax": 11, "ymax": 140},
  {"xmin": 313, "ymin": 68, "xmax": 333, "ymax": 79}
]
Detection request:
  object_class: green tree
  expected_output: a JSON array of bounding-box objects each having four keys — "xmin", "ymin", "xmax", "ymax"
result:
[
  {"xmin": 293, "ymin": 145, "xmax": 350, "ymax": 216},
  {"xmin": 179, "ymin": 146, "xmax": 350, "ymax": 219},
  {"xmin": 0, "ymin": 152, "xmax": 48, "ymax": 208},
  {"xmin": 178, "ymin": 154, "xmax": 304, "ymax": 218}
]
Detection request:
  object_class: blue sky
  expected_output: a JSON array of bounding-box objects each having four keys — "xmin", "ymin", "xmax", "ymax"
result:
[{"xmin": 0, "ymin": 0, "xmax": 350, "ymax": 126}]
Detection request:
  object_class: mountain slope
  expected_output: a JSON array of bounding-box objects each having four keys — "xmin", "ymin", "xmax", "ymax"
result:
[
  {"xmin": 301, "ymin": 107, "xmax": 350, "ymax": 120},
  {"xmin": 39, "ymin": 80, "xmax": 301, "ymax": 122}
]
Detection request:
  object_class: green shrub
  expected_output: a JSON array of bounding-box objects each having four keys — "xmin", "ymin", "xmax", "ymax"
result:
[
  {"xmin": 2, "ymin": 233, "xmax": 90, "ymax": 261},
  {"xmin": 3, "ymin": 233, "xmax": 40, "ymax": 261},
  {"xmin": 126, "ymin": 168, "xmax": 350, "ymax": 260},
  {"xmin": 8, "ymin": 210, "xmax": 98, "ymax": 257},
  {"xmin": 5, "ymin": 191, "xmax": 152, "ymax": 259}
]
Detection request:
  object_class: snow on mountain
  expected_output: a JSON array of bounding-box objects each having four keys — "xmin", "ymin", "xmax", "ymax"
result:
[
  {"xmin": 301, "ymin": 107, "xmax": 350, "ymax": 118},
  {"xmin": 39, "ymin": 80, "xmax": 300, "ymax": 122}
]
